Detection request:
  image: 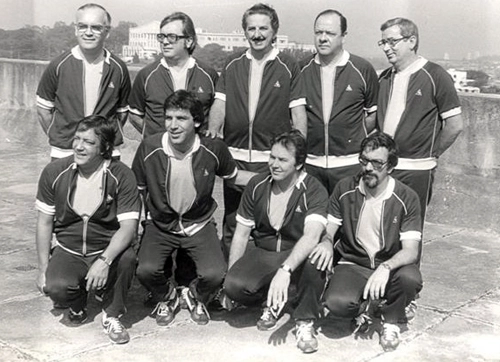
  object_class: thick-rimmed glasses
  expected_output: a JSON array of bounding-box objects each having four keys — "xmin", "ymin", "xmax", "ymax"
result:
[
  {"xmin": 156, "ymin": 33, "xmax": 189, "ymax": 43},
  {"xmin": 76, "ymin": 23, "xmax": 109, "ymax": 35},
  {"xmin": 359, "ymin": 155, "xmax": 388, "ymax": 171},
  {"xmin": 377, "ymin": 37, "xmax": 409, "ymax": 48}
]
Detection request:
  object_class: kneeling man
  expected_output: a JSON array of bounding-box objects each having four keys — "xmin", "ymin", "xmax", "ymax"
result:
[
  {"xmin": 132, "ymin": 90, "xmax": 241, "ymax": 326},
  {"xmin": 35, "ymin": 115, "xmax": 141, "ymax": 344},
  {"xmin": 310, "ymin": 132, "xmax": 423, "ymax": 351},
  {"xmin": 224, "ymin": 130, "xmax": 328, "ymax": 354}
]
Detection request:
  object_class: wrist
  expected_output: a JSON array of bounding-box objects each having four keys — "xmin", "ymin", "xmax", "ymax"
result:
[
  {"xmin": 380, "ymin": 262, "xmax": 391, "ymax": 271},
  {"xmin": 280, "ymin": 263, "xmax": 292, "ymax": 274},
  {"xmin": 98, "ymin": 255, "xmax": 112, "ymax": 267}
]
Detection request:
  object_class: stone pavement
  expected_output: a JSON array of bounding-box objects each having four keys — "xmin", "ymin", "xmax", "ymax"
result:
[{"xmin": 0, "ymin": 136, "xmax": 499, "ymax": 362}]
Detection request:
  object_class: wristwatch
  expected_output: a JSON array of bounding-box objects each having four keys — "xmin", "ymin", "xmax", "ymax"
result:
[
  {"xmin": 98, "ymin": 255, "xmax": 112, "ymax": 267},
  {"xmin": 380, "ymin": 262, "xmax": 391, "ymax": 271},
  {"xmin": 280, "ymin": 264, "xmax": 292, "ymax": 274}
]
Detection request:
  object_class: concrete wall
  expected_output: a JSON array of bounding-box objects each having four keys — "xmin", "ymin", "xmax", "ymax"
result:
[{"xmin": 1, "ymin": 58, "xmax": 499, "ymax": 231}]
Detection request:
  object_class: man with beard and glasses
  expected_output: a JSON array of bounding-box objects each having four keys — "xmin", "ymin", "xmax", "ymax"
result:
[
  {"xmin": 207, "ymin": 3, "xmax": 307, "ymax": 259},
  {"xmin": 37, "ymin": 3, "xmax": 130, "ymax": 160},
  {"xmin": 308, "ymin": 132, "xmax": 422, "ymax": 352}
]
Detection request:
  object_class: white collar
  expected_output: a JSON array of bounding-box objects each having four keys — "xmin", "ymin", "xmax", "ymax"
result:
[
  {"xmin": 245, "ymin": 47, "xmax": 280, "ymax": 62},
  {"xmin": 160, "ymin": 56, "xmax": 196, "ymax": 70},
  {"xmin": 72, "ymin": 45, "xmax": 110, "ymax": 64},
  {"xmin": 161, "ymin": 132, "xmax": 200, "ymax": 158},
  {"xmin": 358, "ymin": 176, "xmax": 395, "ymax": 200},
  {"xmin": 393, "ymin": 56, "xmax": 428, "ymax": 75},
  {"xmin": 314, "ymin": 49, "xmax": 350, "ymax": 67}
]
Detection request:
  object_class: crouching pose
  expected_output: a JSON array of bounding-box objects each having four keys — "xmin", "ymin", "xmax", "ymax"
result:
[
  {"xmin": 132, "ymin": 90, "xmax": 243, "ymax": 326},
  {"xmin": 310, "ymin": 132, "xmax": 423, "ymax": 351},
  {"xmin": 224, "ymin": 130, "xmax": 328, "ymax": 354},
  {"xmin": 35, "ymin": 115, "xmax": 140, "ymax": 344}
]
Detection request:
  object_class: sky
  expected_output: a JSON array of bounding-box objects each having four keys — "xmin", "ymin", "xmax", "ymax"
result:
[{"xmin": 1, "ymin": 0, "xmax": 499, "ymax": 60}]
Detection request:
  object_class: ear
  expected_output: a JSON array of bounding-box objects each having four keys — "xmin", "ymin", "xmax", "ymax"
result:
[
  {"xmin": 185, "ymin": 37, "xmax": 193, "ymax": 50},
  {"xmin": 194, "ymin": 121, "xmax": 202, "ymax": 129}
]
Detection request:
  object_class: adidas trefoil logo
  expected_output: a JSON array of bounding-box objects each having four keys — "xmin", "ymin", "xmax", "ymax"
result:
[{"xmin": 274, "ymin": 81, "xmax": 281, "ymax": 88}]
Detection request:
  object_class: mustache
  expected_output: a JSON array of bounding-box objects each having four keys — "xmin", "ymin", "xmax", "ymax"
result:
[{"xmin": 251, "ymin": 36, "xmax": 266, "ymax": 41}]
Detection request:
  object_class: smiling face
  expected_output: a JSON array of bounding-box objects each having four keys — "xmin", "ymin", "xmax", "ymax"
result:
[
  {"xmin": 72, "ymin": 128, "xmax": 104, "ymax": 169},
  {"xmin": 244, "ymin": 14, "xmax": 275, "ymax": 57},
  {"xmin": 268, "ymin": 143, "xmax": 300, "ymax": 185},
  {"xmin": 75, "ymin": 7, "xmax": 109, "ymax": 56},
  {"xmin": 159, "ymin": 20, "xmax": 192, "ymax": 62},
  {"xmin": 314, "ymin": 13, "xmax": 345, "ymax": 61},
  {"xmin": 165, "ymin": 108, "xmax": 199, "ymax": 153}
]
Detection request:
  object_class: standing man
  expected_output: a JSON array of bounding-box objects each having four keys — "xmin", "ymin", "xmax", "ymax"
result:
[
  {"xmin": 37, "ymin": 3, "xmax": 130, "ymax": 159},
  {"xmin": 208, "ymin": 3, "xmax": 307, "ymax": 256},
  {"xmin": 128, "ymin": 12, "xmax": 218, "ymax": 137},
  {"xmin": 128, "ymin": 12, "xmax": 218, "ymax": 292},
  {"xmin": 35, "ymin": 116, "xmax": 140, "ymax": 344},
  {"xmin": 310, "ymin": 132, "xmax": 423, "ymax": 352},
  {"xmin": 224, "ymin": 130, "xmax": 327, "ymax": 354},
  {"xmin": 377, "ymin": 17, "xmax": 463, "ymax": 223},
  {"xmin": 301, "ymin": 9, "xmax": 379, "ymax": 195},
  {"xmin": 132, "ymin": 90, "xmax": 244, "ymax": 326}
]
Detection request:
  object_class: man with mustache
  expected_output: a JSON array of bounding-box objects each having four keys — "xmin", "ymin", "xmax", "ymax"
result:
[
  {"xmin": 128, "ymin": 12, "xmax": 218, "ymax": 302},
  {"xmin": 36, "ymin": 3, "xmax": 130, "ymax": 160},
  {"xmin": 207, "ymin": 3, "xmax": 307, "ymax": 258},
  {"xmin": 300, "ymin": 9, "xmax": 379, "ymax": 195},
  {"xmin": 309, "ymin": 132, "xmax": 422, "ymax": 352}
]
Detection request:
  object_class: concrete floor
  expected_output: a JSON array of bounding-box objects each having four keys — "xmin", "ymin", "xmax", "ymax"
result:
[{"xmin": 0, "ymin": 136, "xmax": 499, "ymax": 362}]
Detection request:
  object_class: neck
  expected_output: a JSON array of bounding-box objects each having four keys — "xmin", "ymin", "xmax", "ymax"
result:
[
  {"xmin": 80, "ymin": 47, "xmax": 104, "ymax": 64},
  {"xmin": 251, "ymin": 46, "xmax": 273, "ymax": 61},
  {"xmin": 78, "ymin": 158, "xmax": 104, "ymax": 178},
  {"xmin": 394, "ymin": 53, "xmax": 419, "ymax": 72},
  {"xmin": 273, "ymin": 171, "xmax": 300, "ymax": 193},
  {"xmin": 170, "ymin": 135, "xmax": 196, "ymax": 156},
  {"xmin": 164, "ymin": 54, "xmax": 190, "ymax": 68},
  {"xmin": 366, "ymin": 176, "xmax": 390, "ymax": 198},
  {"xmin": 319, "ymin": 49, "xmax": 343, "ymax": 66}
]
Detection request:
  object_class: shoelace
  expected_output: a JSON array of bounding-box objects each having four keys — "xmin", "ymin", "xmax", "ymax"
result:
[
  {"xmin": 382, "ymin": 323, "xmax": 400, "ymax": 342},
  {"xmin": 195, "ymin": 302, "xmax": 210, "ymax": 319},
  {"xmin": 296, "ymin": 322, "xmax": 315, "ymax": 341},
  {"xmin": 152, "ymin": 301, "xmax": 171, "ymax": 316},
  {"xmin": 104, "ymin": 317, "xmax": 124, "ymax": 333},
  {"xmin": 260, "ymin": 307, "xmax": 273, "ymax": 322},
  {"xmin": 181, "ymin": 288, "xmax": 195, "ymax": 311},
  {"xmin": 353, "ymin": 312, "xmax": 373, "ymax": 333}
]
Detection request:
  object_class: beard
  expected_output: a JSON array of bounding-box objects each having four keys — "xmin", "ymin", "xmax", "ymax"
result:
[{"xmin": 362, "ymin": 171, "xmax": 379, "ymax": 189}]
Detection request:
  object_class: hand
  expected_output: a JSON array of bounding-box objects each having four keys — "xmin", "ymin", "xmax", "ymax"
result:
[
  {"xmin": 204, "ymin": 129, "xmax": 221, "ymax": 139},
  {"xmin": 308, "ymin": 240, "xmax": 333, "ymax": 271},
  {"xmin": 85, "ymin": 258, "xmax": 110, "ymax": 291},
  {"xmin": 267, "ymin": 268, "xmax": 291, "ymax": 310},
  {"xmin": 363, "ymin": 265, "xmax": 390, "ymax": 300},
  {"xmin": 36, "ymin": 270, "xmax": 47, "ymax": 295}
]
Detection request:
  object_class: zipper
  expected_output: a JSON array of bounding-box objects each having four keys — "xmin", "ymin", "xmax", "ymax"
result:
[
  {"xmin": 248, "ymin": 63, "xmax": 253, "ymax": 163},
  {"xmin": 355, "ymin": 198, "xmax": 376, "ymax": 268},
  {"xmin": 82, "ymin": 215, "xmax": 89, "ymax": 255}
]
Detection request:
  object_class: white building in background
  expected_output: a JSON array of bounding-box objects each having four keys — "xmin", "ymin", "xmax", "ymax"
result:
[
  {"xmin": 447, "ymin": 68, "xmax": 480, "ymax": 93},
  {"xmin": 122, "ymin": 21, "xmax": 315, "ymax": 59}
]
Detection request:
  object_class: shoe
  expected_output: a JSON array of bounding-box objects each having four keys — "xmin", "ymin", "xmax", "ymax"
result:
[
  {"xmin": 353, "ymin": 312, "xmax": 372, "ymax": 334},
  {"xmin": 152, "ymin": 288, "xmax": 180, "ymax": 326},
  {"xmin": 405, "ymin": 300, "xmax": 417, "ymax": 322},
  {"xmin": 102, "ymin": 311, "xmax": 130, "ymax": 344},
  {"xmin": 380, "ymin": 323, "xmax": 400, "ymax": 351},
  {"xmin": 256, "ymin": 306, "xmax": 279, "ymax": 331},
  {"xmin": 181, "ymin": 288, "xmax": 210, "ymax": 325},
  {"xmin": 295, "ymin": 320, "xmax": 318, "ymax": 353},
  {"xmin": 53, "ymin": 301, "xmax": 69, "ymax": 309},
  {"xmin": 68, "ymin": 308, "xmax": 88, "ymax": 325}
]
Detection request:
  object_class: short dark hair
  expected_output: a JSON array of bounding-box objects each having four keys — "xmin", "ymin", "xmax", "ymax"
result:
[
  {"xmin": 380, "ymin": 17, "xmax": 419, "ymax": 52},
  {"xmin": 77, "ymin": 3, "xmax": 112, "ymax": 26},
  {"xmin": 242, "ymin": 3, "xmax": 279, "ymax": 34},
  {"xmin": 76, "ymin": 115, "xmax": 115, "ymax": 159},
  {"xmin": 270, "ymin": 130, "xmax": 307, "ymax": 170},
  {"xmin": 160, "ymin": 12, "xmax": 197, "ymax": 55},
  {"xmin": 360, "ymin": 132, "xmax": 399, "ymax": 169},
  {"xmin": 164, "ymin": 90, "xmax": 204, "ymax": 131},
  {"xmin": 314, "ymin": 9, "xmax": 347, "ymax": 34}
]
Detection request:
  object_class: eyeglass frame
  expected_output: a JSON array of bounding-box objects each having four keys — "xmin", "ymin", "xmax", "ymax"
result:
[
  {"xmin": 377, "ymin": 36, "xmax": 410, "ymax": 48},
  {"xmin": 358, "ymin": 155, "xmax": 389, "ymax": 171},
  {"xmin": 75, "ymin": 23, "xmax": 110, "ymax": 35},
  {"xmin": 156, "ymin": 33, "xmax": 190, "ymax": 43}
]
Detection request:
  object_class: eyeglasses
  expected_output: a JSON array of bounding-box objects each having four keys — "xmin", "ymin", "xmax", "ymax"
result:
[
  {"xmin": 76, "ymin": 23, "xmax": 109, "ymax": 35},
  {"xmin": 377, "ymin": 37, "xmax": 409, "ymax": 48},
  {"xmin": 156, "ymin": 33, "xmax": 189, "ymax": 43},
  {"xmin": 359, "ymin": 155, "xmax": 388, "ymax": 171}
]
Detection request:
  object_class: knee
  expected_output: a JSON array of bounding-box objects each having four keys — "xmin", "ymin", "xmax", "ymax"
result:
[
  {"xmin": 394, "ymin": 266, "xmax": 423, "ymax": 293},
  {"xmin": 199, "ymin": 265, "xmax": 225, "ymax": 286},
  {"xmin": 136, "ymin": 259, "xmax": 163, "ymax": 283},
  {"xmin": 116, "ymin": 248, "xmax": 137, "ymax": 271},
  {"xmin": 324, "ymin": 291, "xmax": 360, "ymax": 318},
  {"xmin": 44, "ymin": 278, "xmax": 78, "ymax": 302},
  {"xmin": 223, "ymin": 272, "xmax": 249, "ymax": 302}
]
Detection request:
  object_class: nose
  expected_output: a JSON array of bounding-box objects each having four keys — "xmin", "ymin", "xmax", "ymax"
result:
[
  {"xmin": 364, "ymin": 161, "xmax": 374, "ymax": 171},
  {"xmin": 74, "ymin": 139, "xmax": 84, "ymax": 150},
  {"xmin": 320, "ymin": 32, "xmax": 327, "ymax": 41},
  {"xmin": 382, "ymin": 42, "xmax": 391, "ymax": 51},
  {"xmin": 83, "ymin": 25, "xmax": 93, "ymax": 36}
]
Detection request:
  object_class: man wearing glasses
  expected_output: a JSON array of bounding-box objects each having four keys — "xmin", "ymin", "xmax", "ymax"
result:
[
  {"xmin": 37, "ymin": 3, "xmax": 131, "ymax": 160},
  {"xmin": 309, "ymin": 132, "xmax": 422, "ymax": 352},
  {"xmin": 377, "ymin": 18, "xmax": 463, "ymax": 225},
  {"xmin": 128, "ymin": 12, "xmax": 218, "ymax": 306},
  {"xmin": 128, "ymin": 12, "xmax": 218, "ymax": 137},
  {"xmin": 300, "ymin": 9, "xmax": 379, "ymax": 195}
]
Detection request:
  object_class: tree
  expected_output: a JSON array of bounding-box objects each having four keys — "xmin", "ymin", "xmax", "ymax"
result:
[
  {"xmin": 193, "ymin": 43, "xmax": 228, "ymax": 72},
  {"xmin": 107, "ymin": 21, "xmax": 137, "ymax": 55},
  {"xmin": 466, "ymin": 70, "xmax": 490, "ymax": 88}
]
